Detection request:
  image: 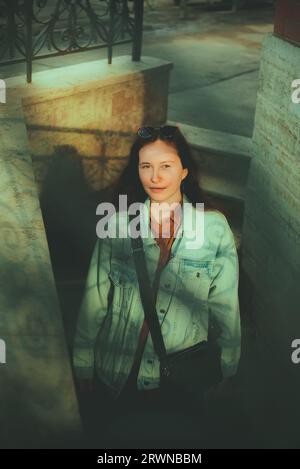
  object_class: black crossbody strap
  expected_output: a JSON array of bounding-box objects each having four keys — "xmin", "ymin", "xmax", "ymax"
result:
[{"xmin": 129, "ymin": 216, "xmax": 167, "ymax": 362}]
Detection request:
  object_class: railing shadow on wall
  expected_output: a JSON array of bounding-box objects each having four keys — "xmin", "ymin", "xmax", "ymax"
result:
[
  {"xmin": 35, "ymin": 127, "xmax": 133, "ymax": 347},
  {"xmin": 0, "ymin": 0, "xmax": 144, "ymax": 82}
]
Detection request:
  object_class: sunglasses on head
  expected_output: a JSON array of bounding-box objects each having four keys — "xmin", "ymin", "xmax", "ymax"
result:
[{"xmin": 137, "ymin": 125, "xmax": 178, "ymax": 141}]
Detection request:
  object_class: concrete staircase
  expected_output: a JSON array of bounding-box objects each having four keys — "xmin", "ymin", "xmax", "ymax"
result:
[{"xmin": 167, "ymin": 121, "xmax": 253, "ymax": 251}]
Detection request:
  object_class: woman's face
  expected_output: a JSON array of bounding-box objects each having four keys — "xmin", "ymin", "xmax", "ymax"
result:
[{"xmin": 138, "ymin": 139, "xmax": 188, "ymax": 205}]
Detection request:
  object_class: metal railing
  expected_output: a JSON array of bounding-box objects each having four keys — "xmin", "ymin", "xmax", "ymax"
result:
[{"xmin": 0, "ymin": 0, "xmax": 144, "ymax": 82}]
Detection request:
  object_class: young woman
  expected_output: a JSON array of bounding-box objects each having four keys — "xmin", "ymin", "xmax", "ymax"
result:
[{"xmin": 73, "ymin": 125, "xmax": 241, "ymax": 448}]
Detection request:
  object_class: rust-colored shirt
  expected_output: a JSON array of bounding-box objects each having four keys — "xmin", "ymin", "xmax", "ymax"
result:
[{"xmin": 123, "ymin": 206, "xmax": 182, "ymax": 392}]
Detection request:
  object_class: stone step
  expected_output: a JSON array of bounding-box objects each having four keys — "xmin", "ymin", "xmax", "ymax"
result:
[
  {"xmin": 167, "ymin": 121, "xmax": 252, "ymax": 203},
  {"xmin": 205, "ymin": 193, "xmax": 243, "ymax": 251},
  {"xmin": 166, "ymin": 121, "xmax": 253, "ymax": 251}
]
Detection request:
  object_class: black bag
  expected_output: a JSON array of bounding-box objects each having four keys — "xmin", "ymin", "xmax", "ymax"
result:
[
  {"xmin": 130, "ymin": 233, "xmax": 223, "ymax": 396},
  {"xmin": 160, "ymin": 340, "xmax": 222, "ymax": 395}
]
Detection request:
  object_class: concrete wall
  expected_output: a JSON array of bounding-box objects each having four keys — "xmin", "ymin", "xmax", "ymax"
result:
[
  {"xmin": 241, "ymin": 33, "xmax": 300, "ymax": 447},
  {"xmin": 0, "ymin": 55, "xmax": 172, "ymax": 447},
  {"xmin": 0, "ymin": 88, "xmax": 82, "ymax": 448}
]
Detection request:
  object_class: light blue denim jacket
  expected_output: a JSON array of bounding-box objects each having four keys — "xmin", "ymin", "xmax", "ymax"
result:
[{"xmin": 73, "ymin": 195, "xmax": 241, "ymax": 398}]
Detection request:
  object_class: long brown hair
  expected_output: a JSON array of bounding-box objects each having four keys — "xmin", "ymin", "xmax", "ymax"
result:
[{"xmin": 112, "ymin": 126, "xmax": 215, "ymax": 210}]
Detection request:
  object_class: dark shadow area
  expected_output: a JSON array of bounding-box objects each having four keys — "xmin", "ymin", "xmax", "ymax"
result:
[
  {"xmin": 39, "ymin": 144, "xmax": 113, "ymax": 348},
  {"xmin": 76, "ymin": 376, "xmax": 262, "ymax": 449}
]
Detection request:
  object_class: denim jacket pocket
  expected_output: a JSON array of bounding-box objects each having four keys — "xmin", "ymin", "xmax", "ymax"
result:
[
  {"xmin": 109, "ymin": 265, "xmax": 136, "ymax": 314},
  {"xmin": 178, "ymin": 259, "xmax": 213, "ymax": 306}
]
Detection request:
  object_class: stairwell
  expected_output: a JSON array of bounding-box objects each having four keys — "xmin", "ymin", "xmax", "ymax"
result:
[{"xmin": 167, "ymin": 120, "xmax": 253, "ymax": 252}]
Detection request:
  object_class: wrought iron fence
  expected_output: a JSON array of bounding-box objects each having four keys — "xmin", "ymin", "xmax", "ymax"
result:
[{"xmin": 0, "ymin": 0, "xmax": 144, "ymax": 82}]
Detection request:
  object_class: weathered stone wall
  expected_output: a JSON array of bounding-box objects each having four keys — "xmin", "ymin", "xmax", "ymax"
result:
[
  {"xmin": 243, "ymin": 34, "xmax": 300, "ymax": 352},
  {"xmin": 241, "ymin": 33, "xmax": 300, "ymax": 447},
  {"xmin": 0, "ymin": 89, "xmax": 82, "ymax": 448}
]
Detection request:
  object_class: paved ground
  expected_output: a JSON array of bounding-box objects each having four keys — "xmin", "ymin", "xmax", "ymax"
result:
[
  {"xmin": 1, "ymin": 2, "xmax": 274, "ymax": 137},
  {"xmin": 144, "ymin": 2, "xmax": 274, "ymax": 136}
]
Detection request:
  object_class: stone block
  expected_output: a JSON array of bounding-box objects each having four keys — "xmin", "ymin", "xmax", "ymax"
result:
[{"xmin": 246, "ymin": 158, "xmax": 300, "ymax": 236}]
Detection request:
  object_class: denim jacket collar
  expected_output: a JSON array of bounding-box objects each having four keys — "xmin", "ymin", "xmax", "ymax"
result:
[{"xmin": 137, "ymin": 194, "xmax": 204, "ymax": 252}]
